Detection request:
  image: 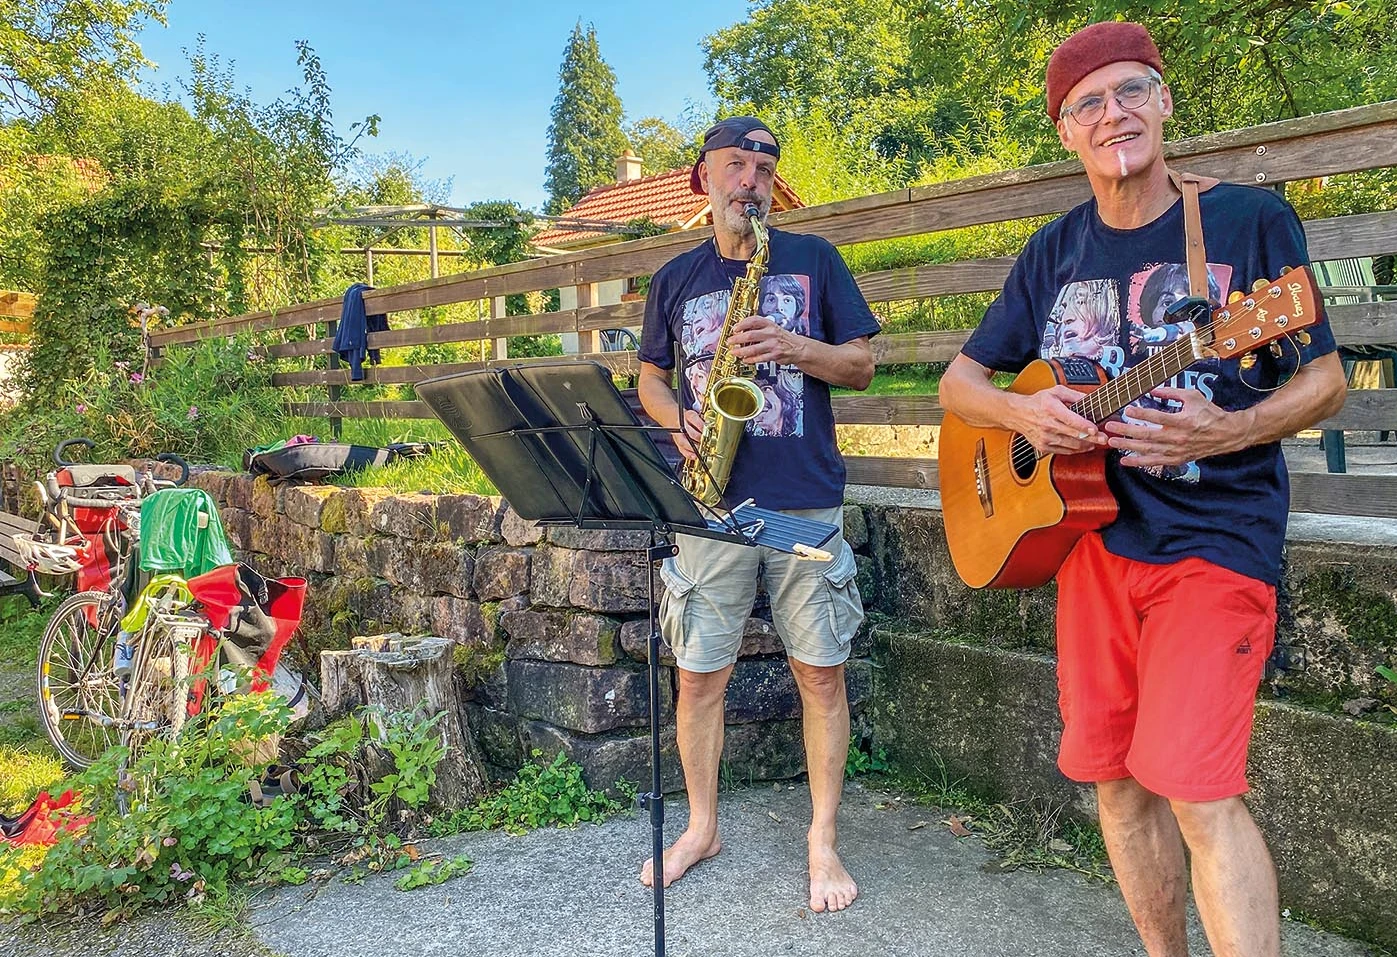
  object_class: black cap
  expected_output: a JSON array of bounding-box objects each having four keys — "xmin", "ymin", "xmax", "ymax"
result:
[{"xmin": 690, "ymin": 116, "xmax": 781, "ymax": 195}]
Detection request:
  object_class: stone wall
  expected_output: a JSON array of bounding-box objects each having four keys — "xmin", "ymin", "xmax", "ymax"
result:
[{"xmin": 189, "ymin": 471, "xmax": 874, "ymax": 792}]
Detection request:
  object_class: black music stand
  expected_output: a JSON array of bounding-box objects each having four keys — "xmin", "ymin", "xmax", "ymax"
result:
[{"xmin": 416, "ymin": 361, "xmax": 836, "ymax": 957}]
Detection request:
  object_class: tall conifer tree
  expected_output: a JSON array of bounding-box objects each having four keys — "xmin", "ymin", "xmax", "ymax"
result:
[{"xmin": 543, "ymin": 22, "xmax": 628, "ymax": 214}]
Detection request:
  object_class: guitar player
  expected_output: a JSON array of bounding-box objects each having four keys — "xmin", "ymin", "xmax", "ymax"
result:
[{"xmin": 938, "ymin": 22, "xmax": 1347, "ymax": 957}]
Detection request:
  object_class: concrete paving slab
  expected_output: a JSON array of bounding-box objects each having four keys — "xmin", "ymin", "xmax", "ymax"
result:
[{"xmin": 247, "ymin": 782, "xmax": 1379, "ymax": 957}]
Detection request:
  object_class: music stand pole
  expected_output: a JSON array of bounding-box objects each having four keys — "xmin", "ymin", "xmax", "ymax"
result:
[{"xmin": 641, "ymin": 530, "xmax": 676, "ymax": 957}]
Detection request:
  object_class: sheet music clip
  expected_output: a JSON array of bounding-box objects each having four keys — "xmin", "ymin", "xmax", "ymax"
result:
[{"xmin": 725, "ymin": 499, "xmax": 765, "ymax": 542}]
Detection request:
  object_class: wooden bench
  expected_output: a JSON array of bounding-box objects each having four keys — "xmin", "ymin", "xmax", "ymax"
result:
[{"xmin": 0, "ymin": 509, "xmax": 44, "ymax": 605}]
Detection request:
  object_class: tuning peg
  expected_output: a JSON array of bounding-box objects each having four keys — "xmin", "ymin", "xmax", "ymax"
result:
[
  {"xmin": 1270, "ymin": 342, "xmax": 1284, "ymax": 358},
  {"xmin": 1296, "ymin": 331, "xmax": 1312, "ymax": 346},
  {"xmin": 1252, "ymin": 278, "xmax": 1270, "ymax": 291},
  {"xmin": 1240, "ymin": 354, "xmax": 1258, "ymax": 370},
  {"xmin": 1229, "ymin": 290, "xmax": 1245, "ymax": 303}
]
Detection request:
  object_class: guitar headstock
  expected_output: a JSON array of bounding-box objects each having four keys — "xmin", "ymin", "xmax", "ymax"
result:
[{"xmin": 1209, "ymin": 266, "xmax": 1321, "ymax": 360}]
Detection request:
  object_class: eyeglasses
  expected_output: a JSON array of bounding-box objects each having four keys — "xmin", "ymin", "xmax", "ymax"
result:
[{"xmin": 1060, "ymin": 76, "xmax": 1161, "ymax": 127}]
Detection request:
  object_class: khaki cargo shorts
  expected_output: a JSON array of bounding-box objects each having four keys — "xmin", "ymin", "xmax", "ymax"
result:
[{"xmin": 658, "ymin": 505, "xmax": 864, "ymax": 673}]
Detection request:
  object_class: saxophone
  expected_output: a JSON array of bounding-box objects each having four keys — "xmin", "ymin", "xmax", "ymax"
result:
[{"xmin": 681, "ymin": 204, "xmax": 770, "ymax": 507}]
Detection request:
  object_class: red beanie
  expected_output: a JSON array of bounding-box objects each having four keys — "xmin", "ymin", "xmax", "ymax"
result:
[{"xmin": 1046, "ymin": 21, "xmax": 1163, "ymax": 120}]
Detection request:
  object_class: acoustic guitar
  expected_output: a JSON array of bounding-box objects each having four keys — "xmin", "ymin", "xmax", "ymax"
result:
[{"xmin": 939, "ymin": 266, "xmax": 1322, "ymax": 589}]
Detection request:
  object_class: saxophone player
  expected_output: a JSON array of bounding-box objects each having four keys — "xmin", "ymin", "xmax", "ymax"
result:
[{"xmin": 637, "ymin": 116, "xmax": 881, "ymax": 913}]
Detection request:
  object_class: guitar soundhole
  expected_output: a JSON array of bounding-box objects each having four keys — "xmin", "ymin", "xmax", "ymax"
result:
[{"xmin": 1010, "ymin": 435, "xmax": 1037, "ymax": 481}]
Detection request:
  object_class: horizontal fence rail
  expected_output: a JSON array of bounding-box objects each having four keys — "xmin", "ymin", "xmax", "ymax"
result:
[{"xmin": 154, "ymin": 102, "xmax": 1397, "ymax": 516}]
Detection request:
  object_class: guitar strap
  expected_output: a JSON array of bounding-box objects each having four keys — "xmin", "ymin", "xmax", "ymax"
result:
[{"xmin": 1166, "ymin": 168, "xmax": 1221, "ymax": 299}]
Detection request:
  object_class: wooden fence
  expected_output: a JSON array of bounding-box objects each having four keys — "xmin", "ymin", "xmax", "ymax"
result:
[{"xmin": 150, "ymin": 101, "xmax": 1397, "ymax": 518}]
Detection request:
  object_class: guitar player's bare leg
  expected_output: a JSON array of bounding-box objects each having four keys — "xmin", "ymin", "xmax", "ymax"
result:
[
  {"xmin": 1097, "ymin": 777, "xmax": 1189, "ymax": 957},
  {"xmin": 1172, "ymin": 796, "xmax": 1280, "ymax": 957}
]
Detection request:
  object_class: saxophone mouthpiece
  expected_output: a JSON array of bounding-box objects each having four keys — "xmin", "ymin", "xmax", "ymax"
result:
[{"xmin": 743, "ymin": 203, "xmax": 760, "ymax": 219}]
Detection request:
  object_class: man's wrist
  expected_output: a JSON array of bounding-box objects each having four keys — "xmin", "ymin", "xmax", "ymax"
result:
[{"xmin": 1225, "ymin": 406, "xmax": 1260, "ymax": 455}]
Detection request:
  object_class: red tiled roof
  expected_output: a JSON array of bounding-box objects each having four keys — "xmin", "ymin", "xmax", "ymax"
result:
[
  {"xmin": 27, "ymin": 155, "xmax": 107, "ymax": 193},
  {"xmin": 533, "ymin": 168, "xmax": 804, "ymax": 249}
]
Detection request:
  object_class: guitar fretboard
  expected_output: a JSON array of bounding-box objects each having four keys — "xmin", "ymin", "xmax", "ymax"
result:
[{"xmin": 1069, "ymin": 326, "xmax": 1214, "ymax": 425}]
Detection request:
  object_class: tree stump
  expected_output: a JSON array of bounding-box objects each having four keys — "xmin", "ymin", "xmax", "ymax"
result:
[{"xmin": 321, "ymin": 635, "xmax": 487, "ymax": 811}]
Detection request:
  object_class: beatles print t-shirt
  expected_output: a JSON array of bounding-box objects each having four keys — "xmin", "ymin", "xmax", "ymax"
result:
[
  {"xmin": 962, "ymin": 184, "xmax": 1337, "ymax": 584},
  {"xmin": 640, "ymin": 227, "xmax": 881, "ymax": 510}
]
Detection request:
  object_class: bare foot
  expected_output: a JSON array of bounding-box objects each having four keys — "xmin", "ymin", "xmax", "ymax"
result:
[
  {"xmin": 808, "ymin": 842, "xmax": 858, "ymax": 912},
  {"xmin": 640, "ymin": 829, "xmax": 722, "ymax": 888}
]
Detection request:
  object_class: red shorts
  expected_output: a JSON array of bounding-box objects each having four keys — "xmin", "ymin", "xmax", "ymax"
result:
[{"xmin": 1055, "ymin": 532, "xmax": 1276, "ymax": 802}]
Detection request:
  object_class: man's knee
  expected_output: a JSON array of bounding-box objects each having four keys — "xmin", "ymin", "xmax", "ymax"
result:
[
  {"xmin": 1096, "ymin": 776, "xmax": 1162, "ymax": 816},
  {"xmin": 677, "ymin": 665, "xmax": 733, "ymax": 708},
  {"xmin": 1168, "ymin": 795, "xmax": 1251, "ymax": 848},
  {"xmin": 789, "ymin": 660, "xmax": 847, "ymax": 709}
]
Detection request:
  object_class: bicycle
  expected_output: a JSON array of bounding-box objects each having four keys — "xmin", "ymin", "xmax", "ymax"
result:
[
  {"xmin": 23, "ymin": 438, "xmax": 189, "ymax": 769},
  {"xmin": 26, "ymin": 438, "xmax": 313, "ymax": 812},
  {"xmin": 112, "ymin": 562, "xmax": 308, "ymax": 812}
]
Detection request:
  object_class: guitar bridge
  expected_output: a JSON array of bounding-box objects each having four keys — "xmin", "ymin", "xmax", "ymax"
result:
[{"xmin": 974, "ymin": 438, "xmax": 993, "ymax": 518}]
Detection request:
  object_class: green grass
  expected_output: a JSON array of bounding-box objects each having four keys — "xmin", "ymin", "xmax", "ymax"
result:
[
  {"xmin": 0, "ymin": 596, "xmax": 64, "ymax": 814},
  {"xmin": 0, "ymin": 595, "xmax": 46, "ymax": 665},
  {"xmin": 835, "ymin": 367, "xmax": 942, "ymax": 397},
  {"xmin": 0, "ymin": 747, "xmax": 64, "ymax": 813},
  {"xmin": 328, "ymin": 443, "xmax": 496, "ymax": 495}
]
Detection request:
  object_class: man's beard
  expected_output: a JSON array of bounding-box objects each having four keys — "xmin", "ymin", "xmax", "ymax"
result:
[{"xmin": 711, "ymin": 185, "xmax": 771, "ymax": 235}]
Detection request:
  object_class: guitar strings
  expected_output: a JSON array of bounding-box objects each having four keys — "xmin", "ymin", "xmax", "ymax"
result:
[{"xmin": 941, "ymin": 333, "xmax": 1202, "ymax": 511}]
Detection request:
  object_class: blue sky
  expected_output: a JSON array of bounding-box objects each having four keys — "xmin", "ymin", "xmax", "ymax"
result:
[{"xmin": 135, "ymin": 1, "xmax": 751, "ymax": 211}]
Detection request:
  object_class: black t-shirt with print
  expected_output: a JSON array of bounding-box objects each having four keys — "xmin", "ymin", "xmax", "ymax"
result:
[
  {"xmin": 963, "ymin": 184, "xmax": 1336, "ymax": 584},
  {"xmin": 640, "ymin": 228, "xmax": 881, "ymax": 510}
]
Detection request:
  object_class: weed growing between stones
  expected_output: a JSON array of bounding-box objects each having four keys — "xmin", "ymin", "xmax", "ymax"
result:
[
  {"xmin": 429, "ymin": 749, "xmax": 630, "ymax": 836},
  {"xmin": 845, "ymin": 734, "xmax": 891, "ymax": 778}
]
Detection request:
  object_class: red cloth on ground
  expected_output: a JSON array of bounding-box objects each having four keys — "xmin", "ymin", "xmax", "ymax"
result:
[{"xmin": 0, "ymin": 790, "xmax": 92, "ymax": 846}]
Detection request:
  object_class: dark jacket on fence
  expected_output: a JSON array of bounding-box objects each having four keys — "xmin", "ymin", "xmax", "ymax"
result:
[{"xmin": 332, "ymin": 283, "xmax": 390, "ymax": 381}]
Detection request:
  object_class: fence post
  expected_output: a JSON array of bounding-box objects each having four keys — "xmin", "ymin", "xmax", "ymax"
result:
[
  {"xmin": 491, "ymin": 296, "xmax": 508, "ymax": 361},
  {"xmin": 325, "ymin": 318, "xmax": 342, "ymax": 441},
  {"xmin": 577, "ymin": 282, "xmax": 599, "ymax": 355}
]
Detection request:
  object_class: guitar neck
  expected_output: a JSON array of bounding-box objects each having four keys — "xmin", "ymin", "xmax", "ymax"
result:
[{"xmin": 1070, "ymin": 330, "xmax": 1210, "ymax": 425}]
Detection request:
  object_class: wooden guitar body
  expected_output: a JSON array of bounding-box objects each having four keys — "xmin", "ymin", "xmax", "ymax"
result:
[{"xmin": 939, "ymin": 359, "xmax": 1118, "ymax": 589}]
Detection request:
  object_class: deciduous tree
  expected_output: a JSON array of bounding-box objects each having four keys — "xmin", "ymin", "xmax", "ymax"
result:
[{"xmin": 0, "ymin": 0, "xmax": 168, "ymax": 120}]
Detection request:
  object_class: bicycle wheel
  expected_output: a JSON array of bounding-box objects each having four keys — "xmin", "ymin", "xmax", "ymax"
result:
[
  {"xmin": 116, "ymin": 616, "xmax": 193, "ymax": 813},
  {"xmin": 36, "ymin": 590, "xmax": 124, "ymax": 769}
]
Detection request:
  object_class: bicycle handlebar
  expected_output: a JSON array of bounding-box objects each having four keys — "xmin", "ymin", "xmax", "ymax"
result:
[
  {"xmin": 155, "ymin": 453, "xmax": 190, "ymax": 487},
  {"xmin": 51, "ymin": 439, "xmax": 191, "ymax": 486},
  {"xmin": 54, "ymin": 437, "xmax": 95, "ymax": 467}
]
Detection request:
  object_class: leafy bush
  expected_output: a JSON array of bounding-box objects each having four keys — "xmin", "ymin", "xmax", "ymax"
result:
[
  {"xmin": 0, "ymin": 334, "xmax": 288, "ymax": 474},
  {"xmin": 0, "ymin": 693, "xmax": 295, "ymax": 921},
  {"xmin": 364, "ymin": 710, "xmax": 446, "ymax": 822},
  {"xmin": 0, "ymin": 693, "xmax": 462, "ymax": 921}
]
